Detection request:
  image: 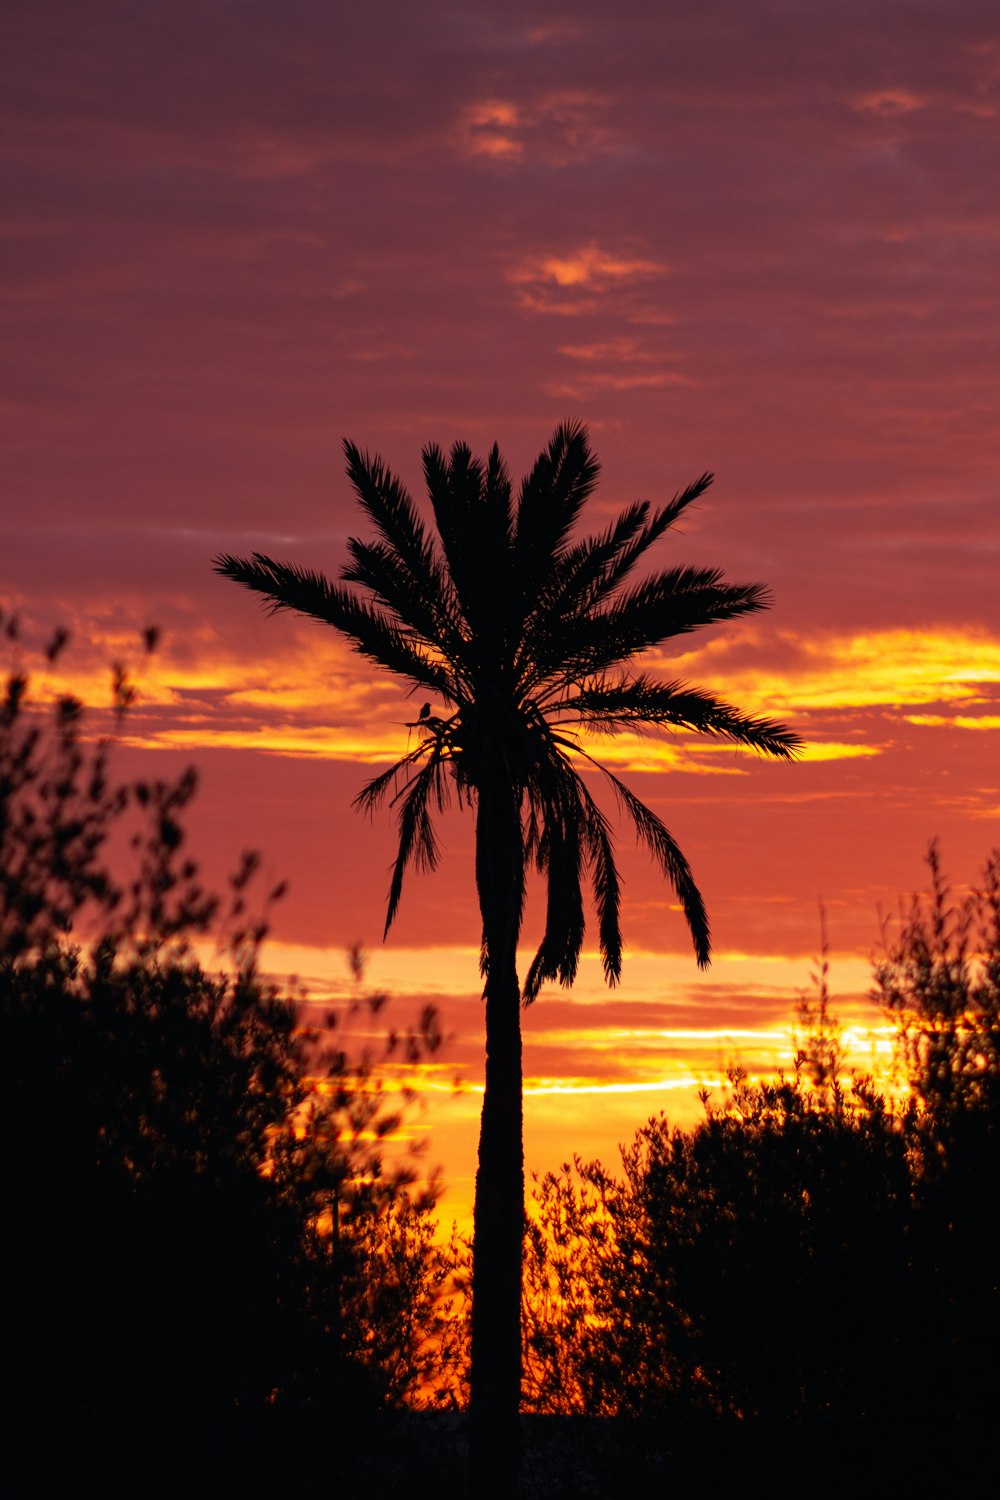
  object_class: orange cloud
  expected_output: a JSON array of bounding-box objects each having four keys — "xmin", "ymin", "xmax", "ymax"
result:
[
  {"xmin": 655, "ymin": 627, "xmax": 1000, "ymax": 717},
  {"xmin": 550, "ymin": 334, "xmax": 692, "ymax": 399},
  {"xmin": 781, "ymin": 741, "xmax": 880, "ymax": 763},
  {"xmin": 20, "ymin": 609, "xmax": 1000, "ymax": 774},
  {"xmin": 546, "ymin": 371, "xmax": 694, "ymax": 398},
  {"xmin": 457, "ymin": 91, "xmax": 617, "ymax": 165},
  {"xmin": 509, "ymin": 242, "xmax": 665, "ymax": 314},
  {"xmin": 557, "ymin": 337, "xmax": 659, "ymax": 363},
  {"xmin": 460, "ymin": 100, "xmax": 524, "ymax": 159},
  {"xmin": 518, "ymin": 245, "xmax": 663, "ymax": 288},
  {"xmin": 127, "ymin": 724, "xmax": 408, "ymax": 762},
  {"xmin": 853, "ymin": 88, "xmax": 926, "ymax": 117},
  {"xmin": 903, "ymin": 714, "xmax": 1000, "ymax": 730}
]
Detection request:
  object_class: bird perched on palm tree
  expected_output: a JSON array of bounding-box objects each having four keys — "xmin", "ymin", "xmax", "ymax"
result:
[{"xmin": 214, "ymin": 422, "xmax": 799, "ymax": 1497}]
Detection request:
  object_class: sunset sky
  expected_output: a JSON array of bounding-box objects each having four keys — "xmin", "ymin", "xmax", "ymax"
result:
[{"xmin": 3, "ymin": 0, "xmax": 999, "ymax": 1225}]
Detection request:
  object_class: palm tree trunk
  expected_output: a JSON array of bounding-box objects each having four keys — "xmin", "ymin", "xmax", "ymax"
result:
[{"xmin": 469, "ymin": 771, "xmax": 524, "ymax": 1498}]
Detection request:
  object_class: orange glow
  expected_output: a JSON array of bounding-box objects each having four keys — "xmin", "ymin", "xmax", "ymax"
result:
[
  {"xmin": 511, "ymin": 243, "xmax": 664, "ymax": 289},
  {"xmin": 853, "ymin": 88, "xmax": 926, "ymax": 116},
  {"xmin": 457, "ymin": 91, "xmax": 616, "ymax": 165},
  {"xmin": 904, "ymin": 714, "xmax": 1000, "ymax": 730},
  {"xmin": 460, "ymin": 100, "xmax": 524, "ymax": 159},
  {"xmin": 648, "ymin": 627, "xmax": 1000, "ymax": 716},
  {"xmin": 237, "ymin": 940, "xmax": 892, "ymax": 1232},
  {"xmin": 14, "ymin": 604, "xmax": 999, "ymax": 767},
  {"xmin": 557, "ymin": 338, "xmax": 661, "ymax": 363}
]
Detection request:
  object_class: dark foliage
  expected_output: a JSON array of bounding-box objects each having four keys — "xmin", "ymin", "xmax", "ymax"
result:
[
  {"xmin": 1, "ymin": 620, "xmax": 454, "ymax": 1486},
  {"xmin": 873, "ymin": 842, "xmax": 1000, "ymax": 1426},
  {"xmin": 525, "ymin": 849, "xmax": 1000, "ymax": 1447}
]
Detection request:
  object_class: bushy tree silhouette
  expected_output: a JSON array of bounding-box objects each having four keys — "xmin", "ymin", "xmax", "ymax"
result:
[
  {"xmin": 873, "ymin": 843, "xmax": 1000, "ymax": 1426},
  {"xmin": 524, "ymin": 1081, "xmax": 912, "ymax": 1432},
  {"xmin": 215, "ymin": 422, "xmax": 799, "ymax": 1492},
  {"xmin": 524, "ymin": 849, "xmax": 1000, "ymax": 1468},
  {"xmin": 1, "ymin": 619, "xmax": 449, "ymax": 1486}
]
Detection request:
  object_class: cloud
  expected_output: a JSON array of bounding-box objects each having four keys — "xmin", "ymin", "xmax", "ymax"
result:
[
  {"xmin": 785, "ymin": 741, "xmax": 881, "ymax": 763},
  {"xmin": 852, "ymin": 88, "xmax": 927, "ymax": 118},
  {"xmin": 460, "ymin": 99, "xmax": 524, "ymax": 159},
  {"xmin": 508, "ymin": 243, "xmax": 665, "ymax": 313},
  {"xmin": 548, "ymin": 332, "xmax": 692, "ymax": 397},
  {"xmin": 545, "ymin": 371, "xmax": 695, "ymax": 397},
  {"xmin": 658, "ymin": 628, "xmax": 1000, "ymax": 717},
  {"xmin": 515, "ymin": 244, "xmax": 663, "ymax": 289},
  {"xmin": 455, "ymin": 89, "xmax": 618, "ymax": 165},
  {"xmin": 557, "ymin": 337, "xmax": 661, "ymax": 362},
  {"xmin": 904, "ymin": 713, "xmax": 1000, "ymax": 731},
  {"xmin": 12, "ymin": 602, "xmax": 1000, "ymax": 776}
]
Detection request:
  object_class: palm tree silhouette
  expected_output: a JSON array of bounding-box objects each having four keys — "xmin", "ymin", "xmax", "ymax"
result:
[{"xmin": 215, "ymin": 422, "xmax": 799, "ymax": 1494}]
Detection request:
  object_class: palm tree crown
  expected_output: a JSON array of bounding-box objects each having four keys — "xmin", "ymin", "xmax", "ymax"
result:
[{"xmin": 215, "ymin": 421, "xmax": 799, "ymax": 995}]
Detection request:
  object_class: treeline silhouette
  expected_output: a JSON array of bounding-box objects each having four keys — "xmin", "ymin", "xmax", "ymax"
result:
[
  {"xmin": 521, "ymin": 850, "xmax": 1000, "ymax": 1478},
  {"xmin": 5, "ymin": 619, "xmax": 998, "ymax": 1491},
  {"xmin": 1, "ymin": 621, "xmax": 464, "ymax": 1490}
]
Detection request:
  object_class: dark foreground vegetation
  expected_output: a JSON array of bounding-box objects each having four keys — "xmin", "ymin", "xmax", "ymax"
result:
[
  {"xmin": 524, "ymin": 867, "xmax": 1000, "ymax": 1428},
  {"xmin": 1, "ymin": 623, "xmax": 464, "ymax": 1491},
  {"xmin": 4, "ymin": 621, "xmax": 998, "ymax": 1493}
]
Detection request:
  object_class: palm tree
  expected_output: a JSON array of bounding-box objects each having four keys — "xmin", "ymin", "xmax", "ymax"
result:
[{"xmin": 215, "ymin": 422, "xmax": 799, "ymax": 1495}]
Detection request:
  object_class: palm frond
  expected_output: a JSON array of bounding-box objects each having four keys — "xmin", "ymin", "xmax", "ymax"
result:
[
  {"xmin": 424, "ymin": 441, "xmax": 518, "ymax": 663},
  {"xmin": 422, "ymin": 443, "xmax": 480, "ymax": 632},
  {"xmin": 527, "ymin": 570, "xmax": 772, "ymax": 688},
  {"xmin": 212, "ymin": 552, "xmax": 455, "ymax": 695},
  {"xmin": 605, "ymin": 570, "xmax": 771, "ymax": 646},
  {"xmin": 523, "ymin": 766, "xmax": 586, "ymax": 1002},
  {"xmin": 513, "ymin": 422, "xmax": 601, "ymax": 603},
  {"xmin": 383, "ymin": 758, "xmax": 444, "ymax": 936},
  {"xmin": 518, "ymin": 502, "xmax": 650, "ymax": 679},
  {"xmin": 583, "ymin": 754, "xmax": 710, "ymax": 967},
  {"xmin": 520, "ymin": 474, "xmax": 714, "ymax": 664},
  {"xmin": 530, "ymin": 501, "xmax": 649, "ymax": 613},
  {"xmin": 485, "ymin": 442, "xmax": 515, "ymax": 545},
  {"xmin": 577, "ymin": 777, "xmax": 623, "ymax": 986},
  {"xmin": 342, "ymin": 441, "xmax": 453, "ymax": 617},
  {"xmin": 598, "ymin": 473, "xmax": 713, "ymax": 596},
  {"xmin": 341, "ymin": 537, "xmax": 467, "ymax": 679},
  {"xmin": 516, "ymin": 498, "xmax": 665, "ymax": 693},
  {"xmin": 353, "ymin": 742, "xmax": 436, "ymax": 819},
  {"xmin": 554, "ymin": 676, "xmax": 803, "ymax": 758}
]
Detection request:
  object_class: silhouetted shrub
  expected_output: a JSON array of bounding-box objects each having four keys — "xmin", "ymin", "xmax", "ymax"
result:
[
  {"xmin": 1, "ymin": 619, "xmax": 452, "ymax": 1482},
  {"xmin": 526, "ymin": 850, "xmax": 1000, "ymax": 1438},
  {"xmin": 873, "ymin": 843, "xmax": 1000, "ymax": 1424},
  {"xmin": 524, "ymin": 1075, "xmax": 912, "ymax": 1426}
]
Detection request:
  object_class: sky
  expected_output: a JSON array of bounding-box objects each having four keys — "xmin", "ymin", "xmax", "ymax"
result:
[{"xmin": 3, "ymin": 0, "xmax": 999, "ymax": 1225}]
